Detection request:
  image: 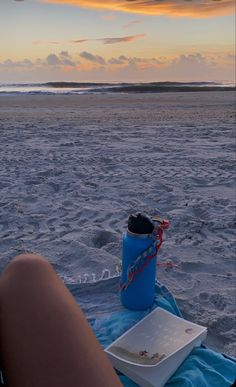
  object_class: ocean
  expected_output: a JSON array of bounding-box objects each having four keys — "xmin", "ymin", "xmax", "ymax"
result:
[{"xmin": 0, "ymin": 81, "xmax": 235, "ymax": 95}]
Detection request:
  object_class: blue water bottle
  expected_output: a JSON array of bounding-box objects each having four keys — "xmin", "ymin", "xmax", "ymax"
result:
[{"xmin": 120, "ymin": 213, "xmax": 157, "ymax": 310}]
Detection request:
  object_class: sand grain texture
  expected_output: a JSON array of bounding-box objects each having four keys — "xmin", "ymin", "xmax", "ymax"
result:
[{"xmin": 0, "ymin": 92, "xmax": 235, "ymax": 356}]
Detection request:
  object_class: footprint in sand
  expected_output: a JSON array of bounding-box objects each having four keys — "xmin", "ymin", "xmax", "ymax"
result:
[
  {"xmin": 209, "ymin": 293, "xmax": 226, "ymax": 311},
  {"xmin": 209, "ymin": 315, "xmax": 234, "ymax": 334},
  {"xmin": 199, "ymin": 292, "xmax": 209, "ymax": 301},
  {"xmin": 92, "ymin": 230, "xmax": 118, "ymax": 248}
]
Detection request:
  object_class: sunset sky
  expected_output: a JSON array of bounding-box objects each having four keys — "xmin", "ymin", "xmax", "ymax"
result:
[{"xmin": 1, "ymin": 0, "xmax": 235, "ymax": 82}]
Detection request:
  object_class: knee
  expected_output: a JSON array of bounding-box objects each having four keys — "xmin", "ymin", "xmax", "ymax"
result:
[
  {"xmin": 2, "ymin": 253, "xmax": 52, "ymax": 280},
  {"xmin": 0, "ymin": 254, "xmax": 55, "ymax": 304},
  {"xmin": 11, "ymin": 253, "xmax": 49, "ymax": 266}
]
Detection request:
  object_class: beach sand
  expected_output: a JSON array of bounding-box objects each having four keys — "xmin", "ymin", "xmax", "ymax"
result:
[{"xmin": 0, "ymin": 91, "xmax": 235, "ymax": 356}]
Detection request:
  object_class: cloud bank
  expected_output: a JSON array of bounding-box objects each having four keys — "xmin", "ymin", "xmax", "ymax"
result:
[
  {"xmin": 1, "ymin": 51, "xmax": 234, "ymax": 83},
  {"xmin": 41, "ymin": 0, "xmax": 235, "ymax": 17}
]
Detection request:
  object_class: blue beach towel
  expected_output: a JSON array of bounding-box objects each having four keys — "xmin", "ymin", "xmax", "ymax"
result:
[{"xmin": 68, "ymin": 278, "xmax": 236, "ymax": 387}]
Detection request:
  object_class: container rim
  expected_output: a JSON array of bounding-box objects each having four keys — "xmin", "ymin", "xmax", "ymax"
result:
[{"xmin": 126, "ymin": 229, "xmax": 153, "ymax": 238}]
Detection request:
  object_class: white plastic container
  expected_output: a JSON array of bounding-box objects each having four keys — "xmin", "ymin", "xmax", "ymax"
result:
[{"xmin": 105, "ymin": 307, "xmax": 207, "ymax": 387}]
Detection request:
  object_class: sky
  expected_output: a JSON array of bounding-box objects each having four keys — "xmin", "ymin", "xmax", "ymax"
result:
[{"xmin": 0, "ymin": 0, "xmax": 235, "ymax": 83}]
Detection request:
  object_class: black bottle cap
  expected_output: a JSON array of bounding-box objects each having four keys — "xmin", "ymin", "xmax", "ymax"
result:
[{"xmin": 128, "ymin": 213, "xmax": 154, "ymax": 234}]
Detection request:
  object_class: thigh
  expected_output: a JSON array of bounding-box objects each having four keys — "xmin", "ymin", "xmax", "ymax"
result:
[{"xmin": 0, "ymin": 254, "xmax": 121, "ymax": 387}]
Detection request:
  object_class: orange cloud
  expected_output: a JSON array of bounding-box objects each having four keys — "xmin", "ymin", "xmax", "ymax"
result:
[
  {"xmin": 70, "ymin": 34, "xmax": 145, "ymax": 44},
  {"xmin": 70, "ymin": 39, "xmax": 89, "ymax": 44},
  {"xmin": 123, "ymin": 19, "xmax": 143, "ymax": 28},
  {"xmin": 33, "ymin": 40, "xmax": 61, "ymax": 45},
  {"xmin": 41, "ymin": 0, "xmax": 235, "ymax": 17},
  {"xmin": 99, "ymin": 34, "xmax": 145, "ymax": 44}
]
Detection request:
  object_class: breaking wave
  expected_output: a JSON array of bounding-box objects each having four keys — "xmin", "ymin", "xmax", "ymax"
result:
[{"xmin": 0, "ymin": 81, "xmax": 235, "ymax": 95}]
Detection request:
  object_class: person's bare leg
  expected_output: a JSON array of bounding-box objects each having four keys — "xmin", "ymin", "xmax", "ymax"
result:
[{"xmin": 0, "ymin": 254, "xmax": 121, "ymax": 387}]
